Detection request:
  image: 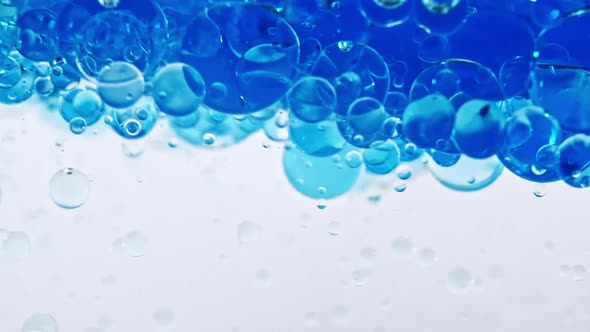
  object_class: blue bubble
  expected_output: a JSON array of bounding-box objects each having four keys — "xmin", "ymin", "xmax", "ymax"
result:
[
  {"xmin": 287, "ymin": 76, "xmax": 336, "ymax": 123},
  {"xmin": 50, "ymin": 56, "xmax": 81, "ymax": 91},
  {"xmin": 180, "ymin": 3, "xmax": 300, "ymax": 114},
  {"xmin": 33, "ymin": 76, "xmax": 54, "ymax": 95},
  {"xmin": 499, "ymin": 56, "xmax": 532, "ymax": 99},
  {"xmin": 360, "ymin": 0, "xmax": 413, "ymax": 28},
  {"xmin": 402, "ymin": 94, "xmax": 455, "ymax": 149},
  {"xmin": 428, "ymin": 155, "xmax": 504, "ymax": 191},
  {"xmin": 97, "ymin": 62, "xmax": 145, "ymax": 108},
  {"xmin": 557, "ymin": 134, "xmax": 590, "ymax": 188},
  {"xmin": 383, "ymin": 91, "xmax": 409, "ymax": 117},
  {"xmin": 0, "ymin": 65, "xmax": 35, "ymax": 104},
  {"xmin": 453, "ymin": 99, "xmax": 506, "ymax": 159},
  {"xmin": 60, "ymin": 88, "xmax": 104, "ymax": 125},
  {"xmin": 498, "ymin": 105, "xmax": 562, "ymax": 182},
  {"xmin": 289, "ymin": 113, "xmax": 346, "ymax": 157},
  {"xmin": 415, "ymin": 0, "xmax": 469, "ymax": 35},
  {"xmin": 108, "ymin": 102, "xmax": 158, "ymax": 139},
  {"xmin": 153, "ymin": 63, "xmax": 206, "ymax": 116},
  {"xmin": 69, "ymin": 117, "xmax": 87, "ymax": 135},
  {"xmin": 429, "ymin": 149, "xmax": 461, "ymax": 167},
  {"xmin": 0, "ymin": 55, "xmax": 21, "ymax": 88},
  {"xmin": 17, "ymin": 9, "xmax": 58, "ymax": 61},
  {"xmin": 338, "ymin": 97, "xmax": 388, "ymax": 148},
  {"xmin": 363, "ymin": 140, "xmax": 401, "ymax": 175},
  {"xmin": 312, "ymin": 41, "xmax": 390, "ymax": 115},
  {"xmin": 283, "ymin": 143, "xmax": 361, "ymax": 199}
]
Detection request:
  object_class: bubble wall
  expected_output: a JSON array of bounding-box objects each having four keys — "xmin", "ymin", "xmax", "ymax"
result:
[{"xmin": 1, "ymin": 0, "xmax": 590, "ymax": 202}]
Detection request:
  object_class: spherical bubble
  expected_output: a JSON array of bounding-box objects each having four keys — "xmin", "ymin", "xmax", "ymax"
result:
[
  {"xmin": 345, "ymin": 150, "xmax": 363, "ymax": 168},
  {"xmin": 383, "ymin": 91, "xmax": 408, "ymax": 117},
  {"xmin": 428, "ymin": 155, "xmax": 504, "ymax": 191},
  {"xmin": 397, "ymin": 139, "xmax": 424, "ymax": 161},
  {"xmin": 17, "ymin": 9, "xmax": 58, "ymax": 61},
  {"xmin": 289, "ymin": 113, "xmax": 346, "ymax": 157},
  {"xmin": 363, "ymin": 140, "xmax": 401, "ymax": 175},
  {"xmin": 0, "ymin": 55, "xmax": 21, "ymax": 88},
  {"xmin": 338, "ymin": 97, "xmax": 388, "ymax": 148},
  {"xmin": 69, "ymin": 117, "xmax": 87, "ymax": 135},
  {"xmin": 498, "ymin": 106, "xmax": 562, "ymax": 183},
  {"xmin": 410, "ymin": 59, "xmax": 504, "ymax": 109},
  {"xmin": 50, "ymin": 57, "xmax": 81, "ymax": 91},
  {"xmin": 180, "ymin": 3, "xmax": 299, "ymax": 114},
  {"xmin": 109, "ymin": 102, "xmax": 158, "ymax": 139},
  {"xmin": 60, "ymin": 88, "xmax": 104, "ymax": 126},
  {"xmin": 556, "ymin": 134, "xmax": 590, "ymax": 188},
  {"xmin": 151, "ymin": 63, "xmax": 204, "ymax": 116},
  {"xmin": 448, "ymin": 12, "xmax": 535, "ymax": 72},
  {"xmin": 429, "ymin": 149, "xmax": 461, "ymax": 167},
  {"xmin": 34, "ymin": 76, "xmax": 54, "ymax": 95},
  {"xmin": 447, "ymin": 267, "xmax": 473, "ymax": 292},
  {"xmin": 22, "ymin": 314, "xmax": 59, "ymax": 332},
  {"xmin": 453, "ymin": 100, "xmax": 506, "ymax": 158},
  {"xmin": 3, "ymin": 231, "xmax": 31, "ymax": 258},
  {"xmin": 97, "ymin": 62, "xmax": 145, "ymax": 108},
  {"xmin": 499, "ymin": 56, "xmax": 532, "ymax": 99},
  {"xmin": 49, "ymin": 168, "xmax": 89, "ymax": 209},
  {"xmin": 312, "ymin": 41, "xmax": 390, "ymax": 116},
  {"xmin": 98, "ymin": 0, "xmax": 120, "ymax": 8},
  {"xmin": 283, "ymin": 144, "xmax": 362, "ymax": 199},
  {"xmin": 58, "ymin": 0, "xmax": 168, "ymax": 77},
  {"xmin": 172, "ymin": 106, "xmax": 260, "ymax": 148},
  {"xmin": 402, "ymin": 94, "xmax": 455, "ymax": 149},
  {"xmin": 530, "ymin": 10, "xmax": 590, "ymax": 133},
  {"xmin": 287, "ymin": 76, "xmax": 336, "ymax": 123},
  {"xmin": 415, "ymin": 0, "xmax": 468, "ymax": 35},
  {"xmin": 112, "ymin": 231, "xmax": 148, "ymax": 257},
  {"xmin": 0, "ymin": 65, "xmax": 35, "ymax": 104},
  {"xmin": 360, "ymin": 0, "xmax": 412, "ymax": 28}
]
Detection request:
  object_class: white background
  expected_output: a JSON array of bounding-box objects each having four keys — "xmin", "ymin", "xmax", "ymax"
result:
[{"xmin": 0, "ymin": 99, "xmax": 589, "ymax": 332}]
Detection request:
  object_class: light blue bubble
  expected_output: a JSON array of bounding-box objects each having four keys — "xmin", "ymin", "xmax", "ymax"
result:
[
  {"xmin": 363, "ymin": 140, "xmax": 401, "ymax": 175},
  {"xmin": 402, "ymin": 94, "xmax": 455, "ymax": 149},
  {"xmin": 97, "ymin": 62, "xmax": 145, "ymax": 108},
  {"xmin": 153, "ymin": 63, "xmax": 206, "ymax": 116},
  {"xmin": 557, "ymin": 134, "xmax": 590, "ymax": 188},
  {"xmin": 289, "ymin": 112, "xmax": 346, "ymax": 157},
  {"xmin": 453, "ymin": 99, "xmax": 506, "ymax": 158},
  {"xmin": 287, "ymin": 76, "xmax": 336, "ymax": 123}
]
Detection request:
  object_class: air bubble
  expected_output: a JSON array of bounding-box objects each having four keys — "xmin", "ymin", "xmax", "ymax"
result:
[{"xmin": 49, "ymin": 168, "xmax": 90, "ymax": 209}]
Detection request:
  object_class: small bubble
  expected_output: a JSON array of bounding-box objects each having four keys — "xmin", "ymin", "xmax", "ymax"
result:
[
  {"xmin": 337, "ymin": 40, "xmax": 354, "ymax": 52},
  {"xmin": 447, "ymin": 267, "xmax": 474, "ymax": 292},
  {"xmin": 255, "ymin": 268, "xmax": 272, "ymax": 288},
  {"xmin": 352, "ymin": 268, "xmax": 372, "ymax": 286},
  {"xmin": 2, "ymin": 231, "xmax": 31, "ymax": 258},
  {"xmin": 153, "ymin": 307, "xmax": 174, "ymax": 327},
  {"xmin": 49, "ymin": 168, "xmax": 90, "ymax": 209},
  {"xmin": 22, "ymin": 314, "xmax": 59, "ymax": 332},
  {"xmin": 394, "ymin": 183, "xmax": 407, "ymax": 192},
  {"xmin": 345, "ymin": 151, "xmax": 363, "ymax": 168},
  {"xmin": 237, "ymin": 221, "xmax": 261, "ymax": 245},
  {"xmin": 317, "ymin": 199, "xmax": 327, "ymax": 209},
  {"xmin": 328, "ymin": 221, "xmax": 340, "ymax": 236},
  {"xmin": 112, "ymin": 232, "xmax": 148, "ymax": 258},
  {"xmin": 168, "ymin": 138, "xmax": 179, "ymax": 148},
  {"xmin": 391, "ymin": 236, "xmax": 414, "ymax": 258},
  {"xmin": 203, "ymin": 133, "xmax": 215, "ymax": 145},
  {"xmin": 69, "ymin": 117, "xmax": 87, "ymax": 135},
  {"xmin": 396, "ymin": 165, "xmax": 412, "ymax": 180},
  {"xmin": 417, "ymin": 248, "xmax": 437, "ymax": 266}
]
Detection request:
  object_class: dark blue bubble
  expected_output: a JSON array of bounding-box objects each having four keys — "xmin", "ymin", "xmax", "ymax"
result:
[
  {"xmin": 414, "ymin": 0, "xmax": 469, "ymax": 35},
  {"xmin": 402, "ymin": 94, "xmax": 455, "ymax": 149},
  {"xmin": 17, "ymin": 9, "xmax": 58, "ymax": 61},
  {"xmin": 338, "ymin": 96, "xmax": 388, "ymax": 148},
  {"xmin": 453, "ymin": 99, "xmax": 506, "ymax": 158},
  {"xmin": 557, "ymin": 134, "xmax": 590, "ymax": 188}
]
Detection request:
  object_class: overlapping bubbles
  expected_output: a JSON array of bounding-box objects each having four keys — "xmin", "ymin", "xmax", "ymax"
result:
[{"xmin": 2, "ymin": 0, "xmax": 590, "ymax": 200}]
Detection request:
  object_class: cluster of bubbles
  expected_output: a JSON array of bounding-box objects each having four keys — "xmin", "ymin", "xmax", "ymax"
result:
[{"xmin": 3, "ymin": 0, "xmax": 590, "ymax": 200}]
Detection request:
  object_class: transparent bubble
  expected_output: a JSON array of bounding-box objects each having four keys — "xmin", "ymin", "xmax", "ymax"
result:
[
  {"xmin": 339, "ymin": 97, "xmax": 388, "ymax": 148},
  {"xmin": 417, "ymin": 248, "xmax": 437, "ymax": 266},
  {"xmin": 17, "ymin": 9, "xmax": 58, "ymax": 61},
  {"xmin": 328, "ymin": 221, "xmax": 341, "ymax": 236},
  {"xmin": 180, "ymin": 3, "xmax": 299, "ymax": 114},
  {"xmin": 403, "ymin": 94, "xmax": 455, "ymax": 149},
  {"xmin": 287, "ymin": 76, "xmax": 336, "ymax": 123},
  {"xmin": 97, "ymin": 62, "xmax": 145, "ymax": 108},
  {"xmin": 391, "ymin": 236, "xmax": 414, "ymax": 258},
  {"xmin": 360, "ymin": 0, "xmax": 412, "ymax": 27},
  {"xmin": 34, "ymin": 76, "xmax": 55, "ymax": 95},
  {"xmin": 153, "ymin": 63, "xmax": 206, "ymax": 116},
  {"xmin": 98, "ymin": 0, "xmax": 120, "ymax": 8},
  {"xmin": 2, "ymin": 231, "xmax": 31, "ymax": 258},
  {"xmin": 312, "ymin": 41, "xmax": 390, "ymax": 116},
  {"xmin": 237, "ymin": 221, "xmax": 261, "ymax": 245},
  {"xmin": 22, "ymin": 314, "xmax": 59, "ymax": 332},
  {"xmin": 0, "ymin": 55, "xmax": 21, "ymax": 88},
  {"xmin": 396, "ymin": 164, "xmax": 412, "ymax": 180},
  {"xmin": 69, "ymin": 117, "xmax": 87, "ymax": 135},
  {"xmin": 557, "ymin": 134, "xmax": 590, "ymax": 188},
  {"xmin": 363, "ymin": 140, "xmax": 401, "ymax": 175},
  {"xmin": 345, "ymin": 150, "xmax": 363, "ymax": 168},
  {"xmin": 49, "ymin": 168, "xmax": 90, "ymax": 209},
  {"xmin": 447, "ymin": 267, "xmax": 473, "ymax": 292},
  {"xmin": 153, "ymin": 307, "xmax": 174, "ymax": 327},
  {"xmin": 453, "ymin": 99, "xmax": 506, "ymax": 159},
  {"xmin": 289, "ymin": 113, "xmax": 346, "ymax": 157},
  {"xmin": 112, "ymin": 231, "xmax": 148, "ymax": 258},
  {"xmin": 109, "ymin": 102, "xmax": 158, "ymax": 139},
  {"xmin": 428, "ymin": 155, "xmax": 503, "ymax": 191}
]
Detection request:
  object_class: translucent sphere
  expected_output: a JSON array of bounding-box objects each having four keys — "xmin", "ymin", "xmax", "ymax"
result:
[
  {"xmin": 402, "ymin": 94, "xmax": 455, "ymax": 149},
  {"xmin": 287, "ymin": 76, "xmax": 337, "ymax": 123},
  {"xmin": 289, "ymin": 113, "xmax": 346, "ymax": 157},
  {"xmin": 283, "ymin": 144, "xmax": 361, "ymax": 199},
  {"xmin": 97, "ymin": 62, "xmax": 145, "ymax": 108},
  {"xmin": 363, "ymin": 140, "xmax": 401, "ymax": 175},
  {"xmin": 415, "ymin": 0, "xmax": 468, "ymax": 34},
  {"xmin": 498, "ymin": 105, "xmax": 562, "ymax": 183},
  {"xmin": 152, "ymin": 63, "xmax": 206, "ymax": 116},
  {"xmin": 0, "ymin": 65, "xmax": 36, "ymax": 104},
  {"xmin": 360, "ymin": 0, "xmax": 413, "ymax": 28},
  {"xmin": 180, "ymin": 3, "xmax": 300, "ymax": 114},
  {"xmin": 60, "ymin": 88, "xmax": 104, "ymax": 125},
  {"xmin": 17, "ymin": 9, "xmax": 58, "ymax": 61},
  {"xmin": 338, "ymin": 97, "xmax": 388, "ymax": 148},
  {"xmin": 98, "ymin": 0, "xmax": 120, "ymax": 8},
  {"xmin": 0, "ymin": 55, "xmax": 21, "ymax": 88},
  {"xmin": 428, "ymin": 155, "xmax": 504, "ymax": 191},
  {"xmin": 312, "ymin": 41, "xmax": 390, "ymax": 115},
  {"xmin": 49, "ymin": 168, "xmax": 90, "ymax": 209},
  {"xmin": 22, "ymin": 314, "xmax": 59, "ymax": 332},
  {"xmin": 109, "ymin": 102, "xmax": 158, "ymax": 139},
  {"xmin": 453, "ymin": 99, "xmax": 506, "ymax": 158},
  {"xmin": 557, "ymin": 134, "xmax": 590, "ymax": 188}
]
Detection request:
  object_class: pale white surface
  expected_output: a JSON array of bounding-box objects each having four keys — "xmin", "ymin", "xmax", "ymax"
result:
[{"xmin": 0, "ymin": 101, "xmax": 589, "ymax": 332}]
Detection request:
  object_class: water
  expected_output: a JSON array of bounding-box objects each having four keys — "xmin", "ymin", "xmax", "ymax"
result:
[{"xmin": 49, "ymin": 168, "xmax": 90, "ymax": 209}]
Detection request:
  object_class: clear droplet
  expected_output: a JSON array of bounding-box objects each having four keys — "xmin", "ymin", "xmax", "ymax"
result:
[
  {"xmin": 237, "ymin": 221, "xmax": 261, "ymax": 244},
  {"xmin": 2, "ymin": 231, "xmax": 31, "ymax": 258},
  {"xmin": 447, "ymin": 267, "xmax": 474, "ymax": 292},
  {"xmin": 69, "ymin": 117, "xmax": 87, "ymax": 135},
  {"xmin": 22, "ymin": 314, "xmax": 59, "ymax": 332},
  {"xmin": 49, "ymin": 168, "xmax": 90, "ymax": 209}
]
